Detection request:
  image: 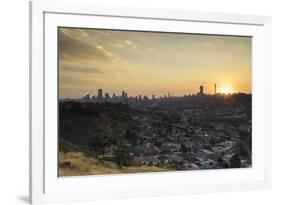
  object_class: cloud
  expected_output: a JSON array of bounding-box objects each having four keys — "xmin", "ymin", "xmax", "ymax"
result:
[
  {"xmin": 58, "ymin": 29, "xmax": 114, "ymax": 63},
  {"xmin": 76, "ymin": 29, "xmax": 89, "ymax": 38},
  {"xmin": 95, "ymin": 30, "xmax": 112, "ymax": 37},
  {"xmin": 60, "ymin": 28, "xmax": 90, "ymax": 38},
  {"xmin": 59, "ymin": 74, "xmax": 90, "ymax": 85},
  {"xmin": 61, "ymin": 66, "xmax": 104, "ymax": 75},
  {"xmin": 124, "ymin": 40, "xmax": 132, "ymax": 46},
  {"xmin": 110, "ymin": 39, "xmax": 136, "ymax": 49}
]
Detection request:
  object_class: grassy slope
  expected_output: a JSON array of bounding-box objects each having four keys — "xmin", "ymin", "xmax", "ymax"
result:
[{"xmin": 59, "ymin": 151, "xmax": 173, "ymax": 176}]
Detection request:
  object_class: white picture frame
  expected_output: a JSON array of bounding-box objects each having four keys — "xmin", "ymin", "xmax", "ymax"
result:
[{"xmin": 30, "ymin": 1, "xmax": 272, "ymax": 204}]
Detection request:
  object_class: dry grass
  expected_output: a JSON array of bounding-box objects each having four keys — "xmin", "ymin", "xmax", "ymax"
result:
[{"xmin": 59, "ymin": 151, "xmax": 172, "ymax": 176}]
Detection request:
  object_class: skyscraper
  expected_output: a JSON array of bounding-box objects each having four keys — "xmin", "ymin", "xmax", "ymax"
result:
[
  {"xmin": 200, "ymin": 85, "xmax": 204, "ymax": 94},
  {"xmin": 214, "ymin": 83, "xmax": 217, "ymax": 94},
  {"xmin": 97, "ymin": 89, "xmax": 103, "ymax": 99},
  {"xmin": 105, "ymin": 93, "xmax": 110, "ymax": 101}
]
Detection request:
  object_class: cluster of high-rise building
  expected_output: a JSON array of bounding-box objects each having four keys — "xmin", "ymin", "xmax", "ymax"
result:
[
  {"xmin": 81, "ymin": 89, "xmax": 180, "ymax": 103},
  {"xmin": 82, "ymin": 89, "xmax": 134, "ymax": 102},
  {"xmin": 198, "ymin": 84, "xmax": 217, "ymax": 95},
  {"xmin": 79, "ymin": 84, "xmax": 218, "ymax": 103}
]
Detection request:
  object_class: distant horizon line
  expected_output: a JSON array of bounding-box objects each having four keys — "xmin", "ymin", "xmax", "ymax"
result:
[{"xmin": 59, "ymin": 91, "xmax": 252, "ymax": 100}]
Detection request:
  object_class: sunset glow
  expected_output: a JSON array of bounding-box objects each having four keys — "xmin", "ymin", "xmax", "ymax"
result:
[
  {"xmin": 58, "ymin": 28, "xmax": 252, "ymax": 98},
  {"xmin": 221, "ymin": 87, "xmax": 233, "ymax": 94},
  {"xmin": 58, "ymin": 28, "xmax": 253, "ymax": 175}
]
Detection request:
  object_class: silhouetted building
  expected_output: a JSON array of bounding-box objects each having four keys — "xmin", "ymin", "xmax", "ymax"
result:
[
  {"xmin": 105, "ymin": 93, "xmax": 109, "ymax": 100},
  {"xmin": 98, "ymin": 89, "xmax": 103, "ymax": 99},
  {"xmin": 200, "ymin": 85, "xmax": 204, "ymax": 94},
  {"xmin": 214, "ymin": 84, "xmax": 216, "ymax": 94}
]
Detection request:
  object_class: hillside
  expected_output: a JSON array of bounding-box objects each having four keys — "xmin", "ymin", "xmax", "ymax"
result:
[
  {"xmin": 59, "ymin": 102, "xmax": 139, "ymax": 148},
  {"xmin": 59, "ymin": 151, "xmax": 172, "ymax": 176}
]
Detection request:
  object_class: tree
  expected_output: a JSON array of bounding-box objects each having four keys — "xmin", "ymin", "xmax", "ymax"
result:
[
  {"xmin": 124, "ymin": 129, "xmax": 137, "ymax": 144},
  {"xmin": 230, "ymin": 153, "xmax": 241, "ymax": 168},
  {"xmin": 113, "ymin": 147, "xmax": 131, "ymax": 168},
  {"xmin": 154, "ymin": 140, "xmax": 162, "ymax": 148},
  {"xmin": 180, "ymin": 144, "xmax": 188, "ymax": 153},
  {"xmin": 217, "ymin": 156, "xmax": 224, "ymax": 168},
  {"xmin": 239, "ymin": 146, "xmax": 249, "ymax": 158},
  {"xmin": 210, "ymin": 136, "xmax": 215, "ymax": 145}
]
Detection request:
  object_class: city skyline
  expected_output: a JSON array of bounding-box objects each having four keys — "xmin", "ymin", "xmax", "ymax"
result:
[
  {"xmin": 59, "ymin": 27, "xmax": 252, "ymax": 99},
  {"xmin": 64, "ymin": 85, "xmax": 251, "ymax": 103}
]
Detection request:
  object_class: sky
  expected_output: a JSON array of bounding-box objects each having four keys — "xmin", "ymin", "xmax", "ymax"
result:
[{"xmin": 58, "ymin": 27, "xmax": 252, "ymax": 99}]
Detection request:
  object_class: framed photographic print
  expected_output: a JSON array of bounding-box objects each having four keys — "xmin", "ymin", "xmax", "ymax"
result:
[{"xmin": 30, "ymin": 1, "xmax": 271, "ymax": 204}]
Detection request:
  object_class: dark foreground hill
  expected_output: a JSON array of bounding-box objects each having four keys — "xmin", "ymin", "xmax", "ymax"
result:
[{"xmin": 59, "ymin": 102, "xmax": 139, "ymax": 153}]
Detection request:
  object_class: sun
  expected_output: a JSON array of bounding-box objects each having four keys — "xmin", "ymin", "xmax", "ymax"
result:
[{"xmin": 221, "ymin": 87, "xmax": 232, "ymax": 94}]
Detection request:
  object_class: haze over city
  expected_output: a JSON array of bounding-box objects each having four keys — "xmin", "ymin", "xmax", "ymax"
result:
[{"xmin": 58, "ymin": 27, "xmax": 252, "ymax": 99}]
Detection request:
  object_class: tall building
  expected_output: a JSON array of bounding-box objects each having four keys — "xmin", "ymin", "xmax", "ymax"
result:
[
  {"xmin": 97, "ymin": 89, "xmax": 103, "ymax": 99},
  {"xmin": 214, "ymin": 83, "xmax": 217, "ymax": 94},
  {"xmin": 121, "ymin": 91, "xmax": 128, "ymax": 100},
  {"xmin": 105, "ymin": 93, "xmax": 109, "ymax": 100},
  {"xmin": 200, "ymin": 85, "xmax": 204, "ymax": 94}
]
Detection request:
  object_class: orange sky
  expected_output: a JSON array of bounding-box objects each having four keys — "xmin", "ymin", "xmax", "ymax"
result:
[{"xmin": 58, "ymin": 27, "xmax": 252, "ymax": 98}]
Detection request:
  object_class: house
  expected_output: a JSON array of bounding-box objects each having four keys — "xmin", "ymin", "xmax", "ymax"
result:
[
  {"xmin": 145, "ymin": 142, "xmax": 152, "ymax": 148},
  {"xmin": 211, "ymin": 145, "xmax": 224, "ymax": 153},
  {"xmin": 200, "ymin": 159, "xmax": 215, "ymax": 169},
  {"xmin": 183, "ymin": 162, "xmax": 199, "ymax": 170},
  {"xmin": 157, "ymin": 155, "xmax": 172, "ymax": 165},
  {"xmin": 222, "ymin": 153, "xmax": 232, "ymax": 165},
  {"xmin": 194, "ymin": 149, "xmax": 215, "ymax": 162},
  {"xmin": 161, "ymin": 142, "xmax": 181, "ymax": 152},
  {"xmin": 201, "ymin": 149, "xmax": 215, "ymax": 158},
  {"xmin": 143, "ymin": 156, "xmax": 159, "ymax": 166},
  {"xmin": 146, "ymin": 145, "xmax": 160, "ymax": 155},
  {"xmin": 124, "ymin": 139, "xmax": 133, "ymax": 147},
  {"xmin": 167, "ymin": 154, "xmax": 184, "ymax": 163},
  {"xmin": 133, "ymin": 145, "xmax": 147, "ymax": 155},
  {"xmin": 133, "ymin": 156, "xmax": 145, "ymax": 166}
]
